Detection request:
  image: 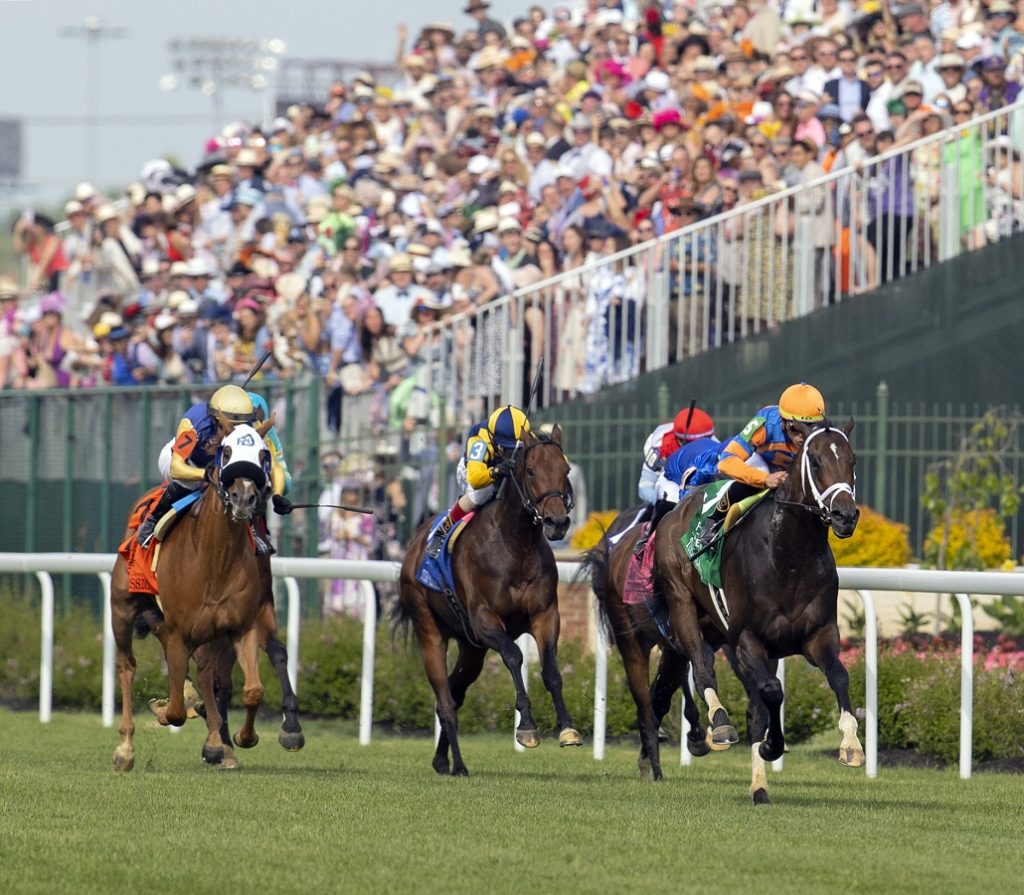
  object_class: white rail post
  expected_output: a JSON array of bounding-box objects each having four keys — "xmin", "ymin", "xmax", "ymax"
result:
[
  {"xmin": 859, "ymin": 590, "xmax": 879, "ymax": 778},
  {"xmin": 359, "ymin": 581, "xmax": 377, "ymax": 746},
  {"xmin": 593, "ymin": 622, "xmax": 608, "ymax": 761},
  {"xmin": 283, "ymin": 577, "xmax": 300, "ymax": 693},
  {"xmin": 36, "ymin": 572, "xmax": 54, "ymax": 723},
  {"xmin": 772, "ymin": 658, "xmax": 785, "ymax": 772},
  {"xmin": 513, "ymin": 633, "xmax": 530, "ymax": 752},
  {"xmin": 98, "ymin": 572, "xmax": 114, "ymax": 728},
  {"xmin": 679, "ymin": 666, "xmax": 694, "ymax": 767},
  {"xmin": 954, "ymin": 593, "xmax": 974, "ymax": 780}
]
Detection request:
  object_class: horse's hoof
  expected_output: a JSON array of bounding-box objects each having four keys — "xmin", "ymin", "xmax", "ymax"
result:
[
  {"xmin": 202, "ymin": 744, "xmax": 225, "ymax": 765},
  {"xmin": 759, "ymin": 739, "xmax": 784, "ymax": 762},
  {"xmin": 839, "ymin": 746, "xmax": 865, "ymax": 767},
  {"xmin": 218, "ymin": 756, "xmax": 240, "ymax": 770},
  {"xmin": 558, "ymin": 728, "xmax": 583, "ymax": 747},
  {"xmin": 147, "ymin": 697, "xmax": 167, "ymax": 719},
  {"xmin": 432, "ymin": 757, "xmax": 450, "ymax": 776},
  {"xmin": 638, "ymin": 757, "xmax": 654, "ymax": 781},
  {"xmin": 278, "ymin": 730, "xmax": 305, "ymax": 752},
  {"xmin": 516, "ymin": 728, "xmax": 540, "ymax": 749},
  {"xmin": 183, "ymin": 680, "xmax": 202, "ymax": 719},
  {"xmin": 451, "ymin": 766, "xmax": 469, "ymax": 778},
  {"xmin": 112, "ymin": 750, "xmax": 135, "ymax": 773},
  {"xmin": 709, "ymin": 724, "xmax": 738, "ymax": 751},
  {"xmin": 232, "ymin": 731, "xmax": 259, "ymax": 749},
  {"xmin": 686, "ymin": 734, "xmax": 711, "ymax": 758},
  {"xmin": 752, "ymin": 788, "xmax": 771, "ymax": 805}
]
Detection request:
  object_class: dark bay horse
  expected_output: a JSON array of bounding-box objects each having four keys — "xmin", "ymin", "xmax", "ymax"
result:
[
  {"xmin": 396, "ymin": 426, "xmax": 583, "ymax": 776},
  {"xmin": 110, "ymin": 424, "xmax": 271, "ymax": 771},
  {"xmin": 607, "ymin": 418, "xmax": 863, "ymax": 803}
]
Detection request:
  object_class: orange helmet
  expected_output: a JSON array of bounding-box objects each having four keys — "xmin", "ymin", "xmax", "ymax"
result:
[
  {"xmin": 778, "ymin": 383, "xmax": 825, "ymax": 422},
  {"xmin": 673, "ymin": 406, "xmax": 716, "ymax": 441}
]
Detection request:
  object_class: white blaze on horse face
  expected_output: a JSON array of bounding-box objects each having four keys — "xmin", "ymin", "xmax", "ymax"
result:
[
  {"xmin": 830, "ymin": 443, "xmax": 840, "ymax": 460},
  {"xmin": 221, "ymin": 424, "xmax": 265, "ymax": 472}
]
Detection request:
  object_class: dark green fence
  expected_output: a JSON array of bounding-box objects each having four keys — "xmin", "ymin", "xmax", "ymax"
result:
[{"xmin": 536, "ymin": 382, "xmax": 1024, "ymax": 559}]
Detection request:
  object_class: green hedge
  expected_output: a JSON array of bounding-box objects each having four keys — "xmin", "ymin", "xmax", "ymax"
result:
[{"xmin": 3, "ymin": 588, "xmax": 1022, "ymax": 764}]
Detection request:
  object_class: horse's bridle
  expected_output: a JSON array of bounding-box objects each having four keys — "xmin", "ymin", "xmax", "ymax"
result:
[
  {"xmin": 775, "ymin": 426, "xmax": 856, "ymax": 523},
  {"xmin": 505, "ymin": 440, "xmax": 575, "ymax": 526}
]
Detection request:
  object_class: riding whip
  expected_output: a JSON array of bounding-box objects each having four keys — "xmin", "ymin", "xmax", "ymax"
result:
[
  {"xmin": 287, "ymin": 502, "xmax": 375, "ymax": 515},
  {"xmin": 240, "ymin": 349, "xmax": 273, "ymax": 389},
  {"xmin": 524, "ymin": 356, "xmax": 545, "ymax": 418},
  {"xmin": 683, "ymin": 398, "xmax": 696, "ymax": 433}
]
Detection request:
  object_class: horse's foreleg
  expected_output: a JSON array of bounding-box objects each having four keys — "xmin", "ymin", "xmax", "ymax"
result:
[
  {"xmin": 529, "ymin": 604, "xmax": 582, "ymax": 749},
  {"xmin": 725, "ymin": 645, "xmax": 773, "ymax": 804},
  {"xmin": 194, "ymin": 643, "xmax": 229, "ymax": 766},
  {"xmin": 653, "ymin": 650, "xmax": 709, "ymax": 759},
  {"xmin": 805, "ymin": 626, "xmax": 864, "ymax": 768},
  {"xmin": 111, "ymin": 588, "xmax": 138, "ymax": 772},
  {"xmin": 150, "ymin": 632, "xmax": 190, "ymax": 727},
  {"xmin": 415, "ymin": 617, "xmax": 464, "ymax": 775},
  {"xmin": 477, "ymin": 610, "xmax": 538, "ymax": 748},
  {"xmin": 265, "ymin": 630, "xmax": 304, "ymax": 751},
  {"xmin": 665, "ymin": 593, "xmax": 738, "ymax": 750},
  {"xmin": 231, "ymin": 626, "xmax": 264, "ymax": 749}
]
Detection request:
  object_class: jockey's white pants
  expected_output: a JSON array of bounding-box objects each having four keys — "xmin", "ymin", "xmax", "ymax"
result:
[
  {"xmin": 158, "ymin": 438, "xmax": 202, "ymax": 492},
  {"xmin": 457, "ymin": 456, "xmax": 497, "ymax": 508}
]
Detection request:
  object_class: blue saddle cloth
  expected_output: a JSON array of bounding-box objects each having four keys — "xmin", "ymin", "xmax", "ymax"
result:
[{"xmin": 415, "ymin": 512, "xmax": 465, "ymax": 594}]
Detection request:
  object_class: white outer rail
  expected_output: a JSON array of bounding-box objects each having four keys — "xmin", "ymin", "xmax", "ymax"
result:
[{"xmin": 2, "ymin": 553, "xmax": 1021, "ymax": 778}]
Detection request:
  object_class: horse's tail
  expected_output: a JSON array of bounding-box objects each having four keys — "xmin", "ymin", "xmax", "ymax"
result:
[
  {"xmin": 133, "ymin": 600, "xmax": 164, "ymax": 640},
  {"xmin": 576, "ymin": 538, "xmax": 615, "ymax": 644},
  {"xmin": 390, "ymin": 596, "xmax": 414, "ymax": 647}
]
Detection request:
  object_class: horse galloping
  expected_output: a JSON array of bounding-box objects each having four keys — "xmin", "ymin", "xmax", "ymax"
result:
[
  {"xmin": 110, "ymin": 424, "xmax": 272, "ymax": 771},
  {"xmin": 396, "ymin": 426, "xmax": 582, "ymax": 776},
  {"xmin": 651, "ymin": 418, "xmax": 863, "ymax": 802}
]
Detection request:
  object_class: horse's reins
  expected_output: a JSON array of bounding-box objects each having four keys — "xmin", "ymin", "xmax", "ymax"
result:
[
  {"xmin": 774, "ymin": 426, "xmax": 856, "ymax": 523},
  {"xmin": 504, "ymin": 439, "xmax": 574, "ymax": 526}
]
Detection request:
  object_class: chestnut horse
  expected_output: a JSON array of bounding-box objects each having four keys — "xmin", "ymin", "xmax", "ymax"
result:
[
  {"xmin": 110, "ymin": 424, "xmax": 271, "ymax": 771},
  {"xmin": 588, "ymin": 419, "xmax": 863, "ymax": 803},
  {"xmin": 396, "ymin": 426, "xmax": 583, "ymax": 776}
]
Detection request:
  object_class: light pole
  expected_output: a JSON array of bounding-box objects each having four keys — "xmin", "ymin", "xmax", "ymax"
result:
[
  {"xmin": 161, "ymin": 36, "xmax": 287, "ymax": 135},
  {"xmin": 58, "ymin": 16, "xmax": 128, "ymax": 183}
]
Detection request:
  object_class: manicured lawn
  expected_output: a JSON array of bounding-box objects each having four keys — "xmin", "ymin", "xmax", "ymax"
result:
[{"xmin": 0, "ymin": 709, "xmax": 1021, "ymax": 895}]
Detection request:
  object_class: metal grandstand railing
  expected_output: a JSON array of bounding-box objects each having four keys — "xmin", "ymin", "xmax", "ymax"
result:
[{"xmin": 377, "ymin": 100, "xmax": 1024, "ymax": 427}]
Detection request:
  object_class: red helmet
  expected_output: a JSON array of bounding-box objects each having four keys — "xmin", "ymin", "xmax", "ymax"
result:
[{"xmin": 674, "ymin": 407, "xmax": 715, "ymax": 442}]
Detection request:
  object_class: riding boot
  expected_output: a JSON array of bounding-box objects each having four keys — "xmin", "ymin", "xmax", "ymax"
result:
[
  {"xmin": 425, "ymin": 511, "xmax": 455, "ymax": 559},
  {"xmin": 137, "ymin": 481, "xmax": 192, "ymax": 547},
  {"xmin": 633, "ymin": 498, "xmax": 675, "ymax": 559},
  {"xmin": 251, "ymin": 517, "xmax": 276, "ymax": 556}
]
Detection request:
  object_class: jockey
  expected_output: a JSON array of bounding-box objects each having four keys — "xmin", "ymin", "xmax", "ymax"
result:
[
  {"xmin": 716, "ymin": 382, "xmax": 826, "ymax": 490},
  {"xmin": 425, "ymin": 404, "xmax": 531, "ymax": 559},
  {"xmin": 636, "ymin": 405, "xmax": 717, "ymax": 505},
  {"xmin": 633, "ymin": 409, "xmax": 718, "ymax": 556},
  {"xmin": 137, "ymin": 384, "xmax": 290, "ymax": 548},
  {"xmin": 247, "ymin": 391, "xmax": 292, "ymax": 496}
]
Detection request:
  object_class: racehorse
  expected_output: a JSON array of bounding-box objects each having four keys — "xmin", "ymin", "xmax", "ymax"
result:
[
  {"xmin": 592, "ymin": 419, "xmax": 863, "ymax": 803},
  {"xmin": 110, "ymin": 424, "xmax": 272, "ymax": 771},
  {"xmin": 395, "ymin": 426, "xmax": 583, "ymax": 776}
]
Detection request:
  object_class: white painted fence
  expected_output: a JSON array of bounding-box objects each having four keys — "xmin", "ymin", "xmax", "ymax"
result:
[{"xmin": 3, "ymin": 552, "xmax": 1022, "ymax": 780}]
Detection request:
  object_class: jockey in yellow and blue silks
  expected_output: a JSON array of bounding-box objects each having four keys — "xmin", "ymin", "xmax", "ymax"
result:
[
  {"xmin": 425, "ymin": 404, "xmax": 531, "ymax": 559},
  {"xmin": 138, "ymin": 384, "xmax": 290, "ymax": 548},
  {"xmin": 247, "ymin": 391, "xmax": 292, "ymax": 496}
]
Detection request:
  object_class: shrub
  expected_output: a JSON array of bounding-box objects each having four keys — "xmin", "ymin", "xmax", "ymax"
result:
[
  {"xmin": 570, "ymin": 510, "xmax": 621, "ymax": 552},
  {"xmin": 828, "ymin": 505, "xmax": 911, "ymax": 567},
  {"xmin": 922, "ymin": 508, "xmax": 1012, "ymax": 570}
]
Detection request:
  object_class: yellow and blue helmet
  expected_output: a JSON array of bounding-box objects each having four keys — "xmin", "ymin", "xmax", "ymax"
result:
[
  {"xmin": 778, "ymin": 383, "xmax": 825, "ymax": 423},
  {"xmin": 488, "ymin": 405, "xmax": 530, "ymax": 449}
]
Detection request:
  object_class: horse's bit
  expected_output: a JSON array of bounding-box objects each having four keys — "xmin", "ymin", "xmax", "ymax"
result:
[
  {"xmin": 505, "ymin": 440, "xmax": 575, "ymax": 526},
  {"xmin": 776, "ymin": 427, "xmax": 856, "ymax": 523}
]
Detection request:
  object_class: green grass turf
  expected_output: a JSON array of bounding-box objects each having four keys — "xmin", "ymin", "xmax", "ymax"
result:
[{"xmin": 0, "ymin": 709, "xmax": 1021, "ymax": 895}]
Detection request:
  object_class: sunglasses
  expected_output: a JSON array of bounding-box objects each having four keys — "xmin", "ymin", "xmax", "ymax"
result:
[
  {"xmin": 885, "ymin": 64, "xmax": 905, "ymax": 71},
  {"xmin": 855, "ymin": 129, "xmax": 874, "ymax": 137},
  {"xmin": 790, "ymin": 55, "xmax": 807, "ymax": 62},
  {"xmin": 839, "ymin": 56, "xmax": 857, "ymax": 62}
]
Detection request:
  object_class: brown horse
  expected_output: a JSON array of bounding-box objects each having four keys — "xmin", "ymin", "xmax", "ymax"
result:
[
  {"xmin": 591, "ymin": 419, "xmax": 863, "ymax": 803},
  {"xmin": 396, "ymin": 426, "xmax": 583, "ymax": 776},
  {"xmin": 110, "ymin": 424, "xmax": 270, "ymax": 771}
]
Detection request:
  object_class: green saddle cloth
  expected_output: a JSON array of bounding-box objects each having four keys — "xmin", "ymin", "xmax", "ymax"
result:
[{"xmin": 680, "ymin": 482, "xmax": 769, "ymax": 589}]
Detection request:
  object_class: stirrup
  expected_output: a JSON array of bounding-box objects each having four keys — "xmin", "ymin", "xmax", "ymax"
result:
[
  {"xmin": 633, "ymin": 530, "xmax": 650, "ymax": 559},
  {"xmin": 137, "ymin": 516, "xmax": 158, "ymax": 549},
  {"xmin": 426, "ymin": 516, "xmax": 453, "ymax": 558},
  {"xmin": 253, "ymin": 533, "xmax": 275, "ymax": 556}
]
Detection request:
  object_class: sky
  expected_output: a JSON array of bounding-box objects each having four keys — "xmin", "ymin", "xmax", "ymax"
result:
[{"xmin": 0, "ymin": 0, "xmax": 527, "ymax": 211}]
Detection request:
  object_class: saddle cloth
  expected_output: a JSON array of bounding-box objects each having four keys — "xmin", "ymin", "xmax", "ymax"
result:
[
  {"xmin": 118, "ymin": 486, "xmax": 164, "ymax": 596},
  {"xmin": 415, "ymin": 511, "xmax": 475, "ymax": 594},
  {"xmin": 680, "ymin": 482, "xmax": 769, "ymax": 589},
  {"xmin": 623, "ymin": 527, "xmax": 657, "ymax": 606}
]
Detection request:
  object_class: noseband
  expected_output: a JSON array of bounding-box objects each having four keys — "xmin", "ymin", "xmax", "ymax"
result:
[
  {"xmin": 775, "ymin": 427, "xmax": 856, "ymax": 523},
  {"xmin": 505, "ymin": 440, "xmax": 575, "ymax": 526}
]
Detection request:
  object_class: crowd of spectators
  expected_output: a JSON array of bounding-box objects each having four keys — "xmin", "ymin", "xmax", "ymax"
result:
[{"xmin": 2, "ymin": 0, "xmax": 1023, "ymax": 425}]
